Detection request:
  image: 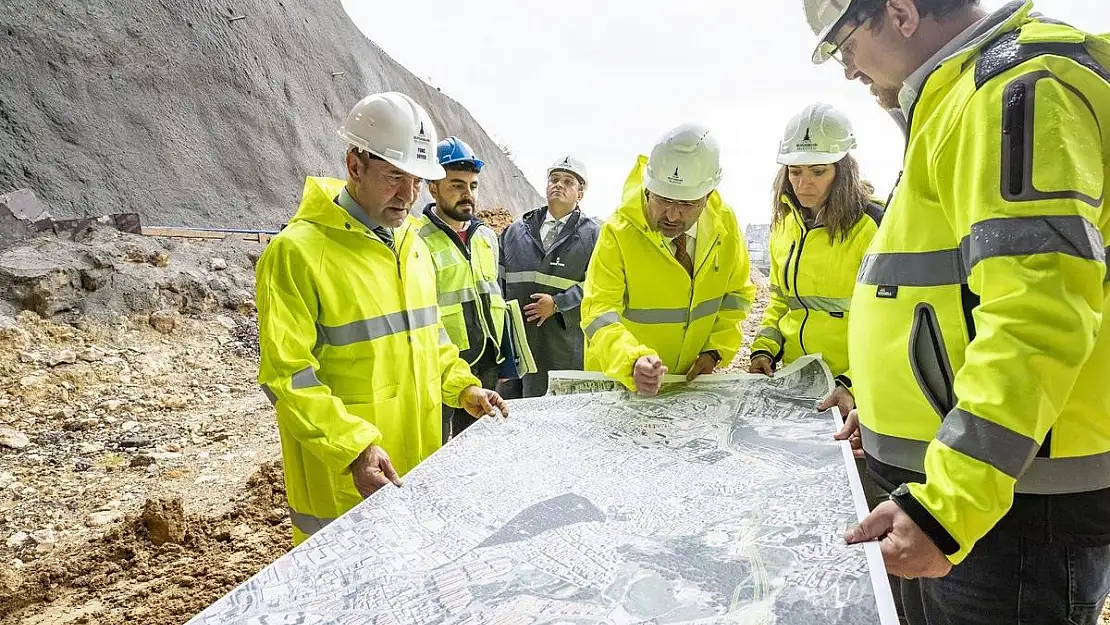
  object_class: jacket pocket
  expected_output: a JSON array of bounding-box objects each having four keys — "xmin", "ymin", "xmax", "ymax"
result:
[{"xmin": 908, "ymin": 303, "xmax": 956, "ymax": 419}]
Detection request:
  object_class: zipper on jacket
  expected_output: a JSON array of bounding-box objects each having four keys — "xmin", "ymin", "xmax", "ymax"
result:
[
  {"xmin": 909, "ymin": 303, "xmax": 956, "ymax": 419},
  {"xmin": 791, "ymin": 230, "xmax": 811, "ymax": 355},
  {"xmin": 782, "ymin": 241, "xmax": 796, "ymax": 287},
  {"xmin": 1002, "ymin": 80, "xmax": 1028, "ymax": 197}
]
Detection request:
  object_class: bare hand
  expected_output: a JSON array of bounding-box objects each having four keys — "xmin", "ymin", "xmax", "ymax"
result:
[
  {"xmin": 686, "ymin": 353, "xmax": 717, "ymax": 382},
  {"xmin": 833, "ymin": 408, "xmax": 865, "ymax": 459},
  {"xmin": 748, "ymin": 354, "xmax": 774, "ymax": 377},
  {"xmin": 460, "ymin": 385, "xmax": 510, "ymax": 418},
  {"xmin": 351, "ymin": 444, "xmax": 402, "ymax": 498},
  {"xmin": 818, "ymin": 385, "xmax": 855, "ymax": 418},
  {"xmin": 524, "ymin": 293, "xmax": 556, "ymax": 326},
  {"xmin": 633, "ymin": 355, "xmax": 667, "ymax": 396},
  {"xmin": 845, "ymin": 500, "xmax": 953, "ymax": 579}
]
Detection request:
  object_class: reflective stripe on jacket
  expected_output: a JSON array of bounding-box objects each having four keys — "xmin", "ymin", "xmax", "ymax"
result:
[
  {"xmin": 580, "ymin": 155, "xmax": 757, "ymax": 389},
  {"xmin": 848, "ymin": 5, "xmax": 1110, "ymax": 564},
  {"xmin": 256, "ymin": 177, "xmax": 479, "ymax": 544}
]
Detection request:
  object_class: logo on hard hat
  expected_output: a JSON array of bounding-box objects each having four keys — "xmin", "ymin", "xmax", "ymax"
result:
[
  {"xmin": 667, "ymin": 166, "xmax": 683, "ymax": 185},
  {"xmin": 795, "ymin": 127, "xmax": 819, "ymax": 151},
  {"xmin": 562, "ymin": 157, "xmax": 571, "ymax": 165}
]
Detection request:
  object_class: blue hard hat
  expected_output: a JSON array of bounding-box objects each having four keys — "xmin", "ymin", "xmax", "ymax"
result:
[{"xmin": 437, "ymin": 136, "xmax": 485, "ymax": 172}]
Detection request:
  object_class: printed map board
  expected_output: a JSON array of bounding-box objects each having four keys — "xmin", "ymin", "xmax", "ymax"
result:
[{"xmin": 189, "ymin": 356, "xmax": 897, "ymax": 624}]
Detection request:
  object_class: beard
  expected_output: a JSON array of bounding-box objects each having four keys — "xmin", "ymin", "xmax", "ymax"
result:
[
  {"xmin": 872, "ymin": 84, "xmax": 901, "ymax": 110},
  {"xmin": 441, "ymin": 200, "xmax": 474, "ymax": 223}
]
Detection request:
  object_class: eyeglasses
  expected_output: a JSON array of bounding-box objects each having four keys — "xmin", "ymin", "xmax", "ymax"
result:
[
  {"xmin": 819, "ymin": 4, "xmax": 882, "ymax": 68},
  {"xmin": 647, "ymin": 192, "xmax": 706, "ymax": 211}
]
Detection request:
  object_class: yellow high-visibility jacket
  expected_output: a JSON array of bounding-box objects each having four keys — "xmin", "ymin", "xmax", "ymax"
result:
[
  {"xmin": 849, "ymin": 5, "xmax": 1110, "ymax": 564},
  {"xmin": 580, "ymin": 156, "xmax": 757, "ymax": 389},
  {"xmin": 256, "ymin": 177, "xmax": 479, "ymax": 544},
  {"xmin": 751, "ymin": 193, "xmax": 882, "ymax": 385},
  {"xmin": 416, "ymin": 207, "xmax": 507, "ymax": 367}
]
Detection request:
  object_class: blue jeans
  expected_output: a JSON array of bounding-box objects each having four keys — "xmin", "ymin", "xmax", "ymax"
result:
[{"xmin": 896, "ymin": 527, "xmax": 1110, "ymax": 625}]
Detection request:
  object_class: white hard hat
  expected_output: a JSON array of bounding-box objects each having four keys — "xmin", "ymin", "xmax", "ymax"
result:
[
  {"xmin": 547, "ymin": 155, "xmax": 588, "ymax": 187},
  {"xmin": 337, "ymin": 91, "xmax": 446, "ymax": 180},
  {"xmin": 644, "ymin": 123, "xmax": 723, "ymax": 202},
  {"xmin": 777, "ymin": 103, "xmax": 857, "ymax": 166},
  {"xmin": 804, "ymin": 0, "xmax": 854, "ymax": 64}
]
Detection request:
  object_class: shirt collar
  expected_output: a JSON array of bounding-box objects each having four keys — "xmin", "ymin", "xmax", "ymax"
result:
[
  {"xmin": 897, "ymin": 1, "xmax": 1022, "ymax": 117},
  {"xmin": 672, "ymin": 223, "xmax": 698, "ymax": 241},
  {"xmin": 336, "ymin": 186, "xmax": 383, "ymax": 232}
]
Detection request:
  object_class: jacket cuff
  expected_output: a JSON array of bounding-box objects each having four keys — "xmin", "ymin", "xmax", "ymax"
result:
[
  {"xmin": 750, "ymin": 350, "xmax": 775, "ymax": 363},
  {"xmin": 834, "ymin": 374, "xmax": 853, "ymax": 390},
  {"xmin": 891, "ymin": 484, "xmax": 961, "ymax": 556}
]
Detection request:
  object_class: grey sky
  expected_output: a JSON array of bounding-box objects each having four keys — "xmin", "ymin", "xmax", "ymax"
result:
[{"xmin": 343, "ymin": 1, "xmax": 1108, "ymax": 227}]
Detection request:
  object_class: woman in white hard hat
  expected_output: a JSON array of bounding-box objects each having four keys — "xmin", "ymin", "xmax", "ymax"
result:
[{"xmin": 749, "ymin": 102, "xmax": 883, "ymax": 420}]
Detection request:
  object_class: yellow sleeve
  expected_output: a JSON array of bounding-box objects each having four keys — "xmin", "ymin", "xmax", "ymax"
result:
[
  {"xmin": 703, "ymin": 219, "xmax": 756, "ymax": 364},
  {"xmin": 580, "ymin": 223, "xmax": 657, "ymax": 390},
  {"xmin": 256, "ymin": 237, "xmax": 382, "ymax": 471},
  {"xmin": 437, "ymin": 319, "xmax": 481, "ymax": 408},
  {"xmin": 907, "ymin": 72, "xmax": 1107, "ymax": 564}
]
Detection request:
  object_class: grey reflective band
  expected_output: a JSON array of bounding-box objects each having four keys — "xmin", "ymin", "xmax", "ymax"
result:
[
  {"xmin": 787, "ymin": 295, "xmax": 852, "ymax": 313},
  {"xmin": 756, "ymin": 326, "xmax": 785, "ymax": 347},
  {"xmin": 623, "ymin": 306, "xmax": 689, "ymax": 324},
  {"xmin": 419, "ymin": 222, "xmax": 439, "ymax": 238},
  {"xmin": 439, "ymin": 327, "xmax": 451, "ymax": 345},
  {"xmin": 476, "ymin": 279, "xmax": 502, "ymax": 297},
  {"xmin": 721, "ymin": 294, "xmax": 751, "ymax": 312},
  {"xmin": 936, "ymin": 409, "xmax": 1037, "ymax": 480},
  {"xmin": 624, "ymin": 296, "xmax": 724, "ymax": 325},
  {"xmin": 966, "ymin": 216, "xmax": 1105, "ymax": 271},
  {"xmin": 860, "ymin": 219, "xmax": 1108, "ymax": 287},
  {"xmin": 860, "ymin": 424, "xmax": 1110, "ymax": 494},
  {"xmin": 291, "ymin": 367, "xmax": 323, "ymax": 390},
  {"xmin": 771, "ymin": 284, "xmax": 785, "ymax": 298},
  {"xmin": 261, "ymin": 384, "xmax": 278, "ymax": 406},
  {"xmin": 438, "ymin": 287, "xmax": 478, "ymax": 306},
  {"xmin": 317, "ymin": 306, "xmax": 439, "ymax": 347},
  {"xmin": 504, "ymin": 271, "xmax": 581, "ymax": 291},
  {"xmin": 858, "ymin": 250, "xmax": 966, "ymax": 287},
  {"xmin": 288, "ymin": 508, "xmax": 335, "ymax": 536},
  {"xmin": 584, "ymin": 312, "xmax": 621, "ymax": 338}
]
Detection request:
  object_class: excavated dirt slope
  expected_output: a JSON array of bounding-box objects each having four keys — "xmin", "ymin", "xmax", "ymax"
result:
[{"xmin": 0, "ymin": 1, "xmax": 541, "ymax": 229}]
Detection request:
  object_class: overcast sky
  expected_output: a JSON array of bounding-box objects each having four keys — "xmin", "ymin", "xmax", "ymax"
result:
[{"xmin": 342, "ymin": 1, "xmax": 1108, "ymax": 227}]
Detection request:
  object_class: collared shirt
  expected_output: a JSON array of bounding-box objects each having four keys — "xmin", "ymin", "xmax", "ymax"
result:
[
  {"xmin": 540, "ymin": 209, "xmax": 571, "ymax": 246},
  {"xmin": 336, "ymin": 186, "xmax": 393, "ymax": 247},
  {"xmin": 664, "ymin": 223, "xmax": 698, "ymax": 261},
  {"xmin": 897, "ymin": 1, "xmax": 1023, "ymax": 117}
]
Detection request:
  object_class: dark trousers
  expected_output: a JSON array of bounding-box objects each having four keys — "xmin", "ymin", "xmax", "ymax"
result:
[
  {"xmin": 857, "ymin": 461, "xmax": 1110, "ymax": 625},
  {"xmin": 442, "ymin": 366, "xmax": 500, "ymax": 444},
  {"xmin": 898, "ymin": 531, "xmax": 1110, "ymax": 625}
]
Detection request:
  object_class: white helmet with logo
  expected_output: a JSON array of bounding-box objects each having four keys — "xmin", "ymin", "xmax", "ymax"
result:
[
  {"xmin": 338, "ymin": 91, "xmax": 446, "ymax": 180},
  {"xmin": 777, "ymin": 103, "xmax": 857, "ymax": 166},
  {"xmin": 644, "ymin": 123, "xmax": 723, "ymax": 202},
  {"xmin": 804, "ymin": 0, "xmax": 854, "ymax": 64},
  {"xmin": 547, "ymin": 155, "xmax": 589, "ymax": 187}
]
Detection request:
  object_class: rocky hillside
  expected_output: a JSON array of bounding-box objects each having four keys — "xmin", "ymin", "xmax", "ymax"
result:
[{"xmin": 0, "ymin": 0, "xmax": 541, "ymax": 229}]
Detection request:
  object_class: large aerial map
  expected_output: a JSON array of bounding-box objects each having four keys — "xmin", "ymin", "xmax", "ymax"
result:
[{"xmin": 189, "ymin": 356, "xmax": 897, "ymax": 624}]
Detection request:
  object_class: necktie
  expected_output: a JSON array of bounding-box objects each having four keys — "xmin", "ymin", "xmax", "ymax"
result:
[
  {"xmin": 673, "ymin": 234, "xmax": 694, "ymax": 277},
  {"xmin": 542, "ymin": 220, "xmax": 562, "ymax": 251},
  {"xmin": 372, "ymin": 226, "xmax": 394, "ymax": 250}
]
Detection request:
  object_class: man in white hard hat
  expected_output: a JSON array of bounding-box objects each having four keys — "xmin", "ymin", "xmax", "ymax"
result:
[
  {"xmin": 804, "ymin": 2, "xmax": 1110, "ymax": 624},
  {"xmin": 580, "ymin": 124, "xmax": 756, "ymax": 395},
  {"xmin": 500, "ymin": 155, "xmax": 601, "ymax": 397},
  {"xmin": 255, "ymin": 91, "xmax": 508, "ymax": 545}
]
